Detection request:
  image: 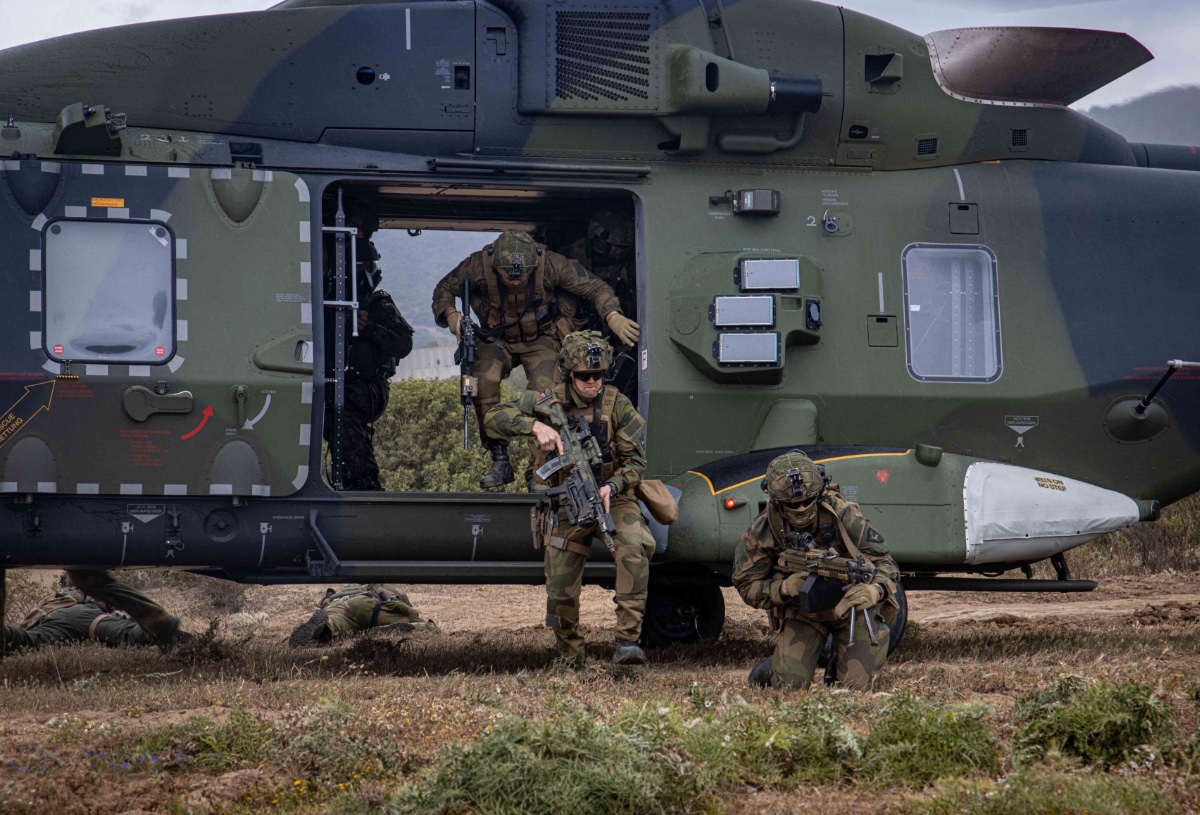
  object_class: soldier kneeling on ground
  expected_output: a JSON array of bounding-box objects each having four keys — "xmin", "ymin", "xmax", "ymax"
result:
[
  {"xmin": 288, "ymin": 584, "xmax": 438, "ymax": 647},
  {"xmin": 4, "ymin": 585, "xmax": 188, "ymax": 652},
  {"xmin": 733, "ymin": 451, "xmax": 899, "ymax": 690}
]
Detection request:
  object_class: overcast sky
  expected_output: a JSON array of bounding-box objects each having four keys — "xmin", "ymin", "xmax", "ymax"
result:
[{"xmin": 1, "ymin": 0, "xmax": 1195, "ymax": 109}]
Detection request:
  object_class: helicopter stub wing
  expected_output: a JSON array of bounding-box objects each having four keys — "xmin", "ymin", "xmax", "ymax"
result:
[{"xmin": 925, "ymin": 27, "xmax": 1152, "ymax": 107}]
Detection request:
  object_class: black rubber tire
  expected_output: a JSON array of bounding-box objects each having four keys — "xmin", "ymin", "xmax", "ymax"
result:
[
  {"xmin": 640, "ymin": 580, "xmax": 725, "ymax": 647},
  {"xmin": 886, "ymin": 581, "xmax": 908, "ymax": 656}
]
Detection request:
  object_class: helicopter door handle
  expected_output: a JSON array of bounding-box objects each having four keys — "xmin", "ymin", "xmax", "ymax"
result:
[{"xmin": 122, "ymin": 386, "xmax": 194, "ymax": 422}]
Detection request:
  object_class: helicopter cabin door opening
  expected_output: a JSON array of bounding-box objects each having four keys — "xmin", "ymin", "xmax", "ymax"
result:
[{"xmin": 318, "ymin": 183, "xmax": 641, "ymax": 494}]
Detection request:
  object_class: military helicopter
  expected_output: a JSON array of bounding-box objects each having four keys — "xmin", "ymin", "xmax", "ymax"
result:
[{"xmin": 0, "ymin": 0, "xmax": 1194, "ymax": 649}]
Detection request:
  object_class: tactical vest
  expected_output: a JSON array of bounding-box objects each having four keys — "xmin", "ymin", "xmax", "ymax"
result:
[
  {"xmin": 531, "ymin": 384, "xmax": 619, "ymax": 486},
  {"xmin": 477, "ymin": 246, "xmax": 558, "ymax": 344},
  {"xmin": 347, "ymin": 290, "xmax": 411, "ymax": 382}
]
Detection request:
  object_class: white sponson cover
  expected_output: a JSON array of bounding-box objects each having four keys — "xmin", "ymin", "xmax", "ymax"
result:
[{"xmin": 963, "ymin": 462, "xmax": 1140, "ymax": 565}]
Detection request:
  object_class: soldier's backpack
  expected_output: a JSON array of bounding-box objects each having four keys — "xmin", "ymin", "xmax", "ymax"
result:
[{"xmin": 20, "ymin": 589, "xmax": 85, "ymax": 629}]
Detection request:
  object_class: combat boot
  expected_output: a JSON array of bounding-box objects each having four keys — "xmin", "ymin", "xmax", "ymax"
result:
[
  {"xmin": 612, "ymin": 638, "xmax": 646, "ymax": 665},
  {"xmin": 287, "ymin": 610, "xmax": 329, "ymax": 648},
  {"xmin": 145, "ymin": 614, "xmax": 182, "ymax": 655},
  {"xmin": 748, "ymin": 656, "xmax": 773, "ymax": 688},
  {"xmin": 479, "ymin": 441, "xmax": 515, "ymax": 489}
]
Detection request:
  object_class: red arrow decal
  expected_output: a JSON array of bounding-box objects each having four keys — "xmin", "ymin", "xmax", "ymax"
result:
[
  {"xmin": 875, "ymin": 470, "xmax": 890, "ymax": 486},
  {"xmin": 181, "ymin": 405, "xmax": 213, "ymax": 440}
]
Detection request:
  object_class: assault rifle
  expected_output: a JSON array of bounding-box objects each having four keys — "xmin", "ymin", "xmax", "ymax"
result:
[
  {"xmin": 532, "ymin": 398, "xmax": 617, "ymax": 553},
  {"xmin": 453, "ymin": 276, "xmax": 478, "ymax": 449},
  {"xmin": 778, "ymin": 531, "xmax": 880, "ymax": 646}
]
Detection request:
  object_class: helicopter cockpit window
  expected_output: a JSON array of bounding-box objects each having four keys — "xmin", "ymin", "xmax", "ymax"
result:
[
  {"xmin": 42, "ymin": 219, "xmax": 175, "ymax": 364},
  {"xmin": 901, "ymin": 243, "xmax": 1001, "ymax": 383}
]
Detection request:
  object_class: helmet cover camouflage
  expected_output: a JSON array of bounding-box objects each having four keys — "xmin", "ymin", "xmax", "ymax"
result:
[
  {"xmin": 587, "ymin": 208, "xmax": 634, "ymax": 259},
  {"xmin": 763, "ymin": 451, "xmax": 825, "ymax": 528},
  {"xmin": 560, "ymin": 330, "xmax": 613, "ymax": 374},
  {"xmin": 762, "ymin": 451, "xmax": 825, "ymax": 503},
  {"xmin": 490, "ymin": 230, "xmax": 540, "ymax": 280}
]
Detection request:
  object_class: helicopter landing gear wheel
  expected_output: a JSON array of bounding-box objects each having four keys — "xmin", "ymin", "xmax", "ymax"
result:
[{"xmin": 640, "ymin": 579, "xmax": 725, "ymax": 648}]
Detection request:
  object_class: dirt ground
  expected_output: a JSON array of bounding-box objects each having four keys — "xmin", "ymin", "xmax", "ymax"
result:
[{"xmin": 2, "ymin": 572, "xmax": 1200, "ymax": 814}]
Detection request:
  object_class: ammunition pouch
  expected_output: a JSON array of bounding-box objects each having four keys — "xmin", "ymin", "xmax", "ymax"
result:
[
  {"xmin": 635, "ymin": 479, "xmax": 678, "ymax": 525},
  {"xmin": 531, "ymin": 503, "xmax": 555, "ymax": 551}
]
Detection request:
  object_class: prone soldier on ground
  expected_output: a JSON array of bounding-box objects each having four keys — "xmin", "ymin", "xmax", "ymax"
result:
[
  {"xmin": 288, "ymin": 584, "xmax": 438, "ymax": 647},
  {"xmin": 63, "ymin": 569, "xmax": 182, "ymax": 652},
  {"xmin": 322, "ymin": 209, "xmax": 415, "ymax": 491},
  {"xmin": 733, "ymin": 451, "xmax": 900, "ymax": 690},
  {"xmin": 484, "ymin": 331, "xmax": 654, "ymax": 667},
  {"xmin": 432, "ymin": 230, "xmax": 640, "ymax": 489},
  {"xmin": 4, "ymin": 584, "xmax": 181, "ymax": 652}
]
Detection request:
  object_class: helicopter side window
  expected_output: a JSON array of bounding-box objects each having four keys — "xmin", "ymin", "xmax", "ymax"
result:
[
  {"xmin": 901, "ymin": 243, "xmax": 1001, "ymax": 383},
  {"xmin": 42, "ymin": 219, "xmax": 176, "ymax": 364}
]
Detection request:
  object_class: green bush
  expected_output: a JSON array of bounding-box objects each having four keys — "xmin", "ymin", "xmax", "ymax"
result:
[
  {"xmin": 862, "ymin": 692, "xmax": 999, "ymax": 786},
  {"xmin": 1013, "ymin": 677, "xmax": 1175, "ymax": 766},
  {"xmin": 617, "ymin": 696, "xmax": 862, "ymax": 787},
  {"xmin": 388, "ymin": 711, "xmax": 716, "ymax": 815},
  {"xmin": 905, "ymin": 766, "xmax": 1168, "ymax": 815},
  {"xmin": 374, "ymin": 378, "xmax": 532, "ymax": 492}
]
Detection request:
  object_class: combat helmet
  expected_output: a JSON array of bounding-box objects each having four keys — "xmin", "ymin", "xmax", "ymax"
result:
[
  {"xmin": 488, "ymin": 229, "xmax": 542, "ymax": 281},
  {"xmin": 587, "ymin": 208, "xmax": 634, "ymax": 260},
  {"xmin": 559, "ymin": 330, "xmax": 613, "ymax": 378},
  {"xmin": 762, "ymin": 450, "xmax": 826, "ymax": 527}
]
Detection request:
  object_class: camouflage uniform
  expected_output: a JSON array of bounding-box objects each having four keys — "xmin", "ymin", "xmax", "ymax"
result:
[
  {"xmin": 559, "ymin": 208, "xmax": 637, "ymax": 327},
  {"xmin": 288, "ymin": 584, "xmax": 437, "ymax": 647},
  {"xmin": 323, "ymin": 233, "xmax": 414, "ymax": 491},
  {"xmin": 483, "ymin": 332, "xmax": 654, "ymax": 664},
  {"xmin": 432, "ymin": 231, "xmax": 626, "ymax": 487},
  {"xmin": 64, "ymin": 569, "xmax": 179, "ymax": 649},
  {"xmin": 4, "ymin": 589, "xmax": 156, "ymax": 651},
  {"xmin": 560, "ymin": 210, "xmax": 639, "ymax": 401},
  {"xmin": 733, "ymin": 452, "xmax": 899, "ymax": 690}
]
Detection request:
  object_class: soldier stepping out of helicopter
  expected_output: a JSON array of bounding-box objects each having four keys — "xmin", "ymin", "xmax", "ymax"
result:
[
  {"xmin": 485, "ymin": 332, "xmax": 654, "ymax": 667},
  {"xmin": 433, "ymin": 231, "xmax": 639, "ymax": 488}
]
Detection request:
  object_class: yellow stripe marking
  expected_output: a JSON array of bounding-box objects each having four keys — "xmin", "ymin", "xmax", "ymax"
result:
[{"xmin": 687, "ymin": 450, "xmax": 912, "ymax": 496}]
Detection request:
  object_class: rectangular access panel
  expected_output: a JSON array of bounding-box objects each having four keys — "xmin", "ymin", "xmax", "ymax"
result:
[{"xmin": 0, "ymin": 159, "xmax": 313, "ymax": 497}]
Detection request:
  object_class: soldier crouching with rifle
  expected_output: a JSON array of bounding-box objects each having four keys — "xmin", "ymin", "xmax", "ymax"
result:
[
  {"xmin": 484, "ymin": 331, "xmax": 654, "ymax": 668},
  {"xmin": 733, "ymin": 451, "xmax": 900, "ymax": 690}
]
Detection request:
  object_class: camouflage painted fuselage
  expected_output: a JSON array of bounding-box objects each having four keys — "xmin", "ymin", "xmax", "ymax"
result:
[{"xmin": 0, "ymin": 0, "xmax": 1193, "ymax": 590}]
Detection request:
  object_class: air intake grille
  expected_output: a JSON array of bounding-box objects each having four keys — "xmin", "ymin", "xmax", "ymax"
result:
[
  {"xmin": 917, "ymin": 137, "xmax": 939, "ymax": 156},
  {"xmin": 548, "ymin": 5, "xmax": 659, "ymax": 111},
  {"xmin": 1011, "ymin": 128, "xmax": 1029, "ymax": 147}
]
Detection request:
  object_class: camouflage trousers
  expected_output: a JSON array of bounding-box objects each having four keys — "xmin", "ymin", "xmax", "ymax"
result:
[
  {"xmin": 772, "ymin": 611, "xmax": 890, "ymax": 690},
  {"xmin": 324, "ymin": 377, "xmax": 389, "ymax": 490},
  {"xmin": 65, "ymin": 569, "xmax": 176, "ymax": 642},
  {"xmin": 544, "ymin": 494, "xmax": 655, "ymax": 658},
  {"xmin": 475, "ymin": 336, "xmax": 560, "ymax": 445},
  {"xmin": 5, "ymin": 604, "xmax": 155, "ymax": 650}
]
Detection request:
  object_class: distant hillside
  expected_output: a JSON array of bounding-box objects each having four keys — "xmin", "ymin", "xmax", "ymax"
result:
[{"xmin": 1083, "ymin": 85, "xmax": 1200, "ymax": 146}]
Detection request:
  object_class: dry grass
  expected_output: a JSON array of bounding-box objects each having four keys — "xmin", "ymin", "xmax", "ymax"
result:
[{"xmin": 2, "ymin": 503, "xmax": 1200, "ymax": 814}]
